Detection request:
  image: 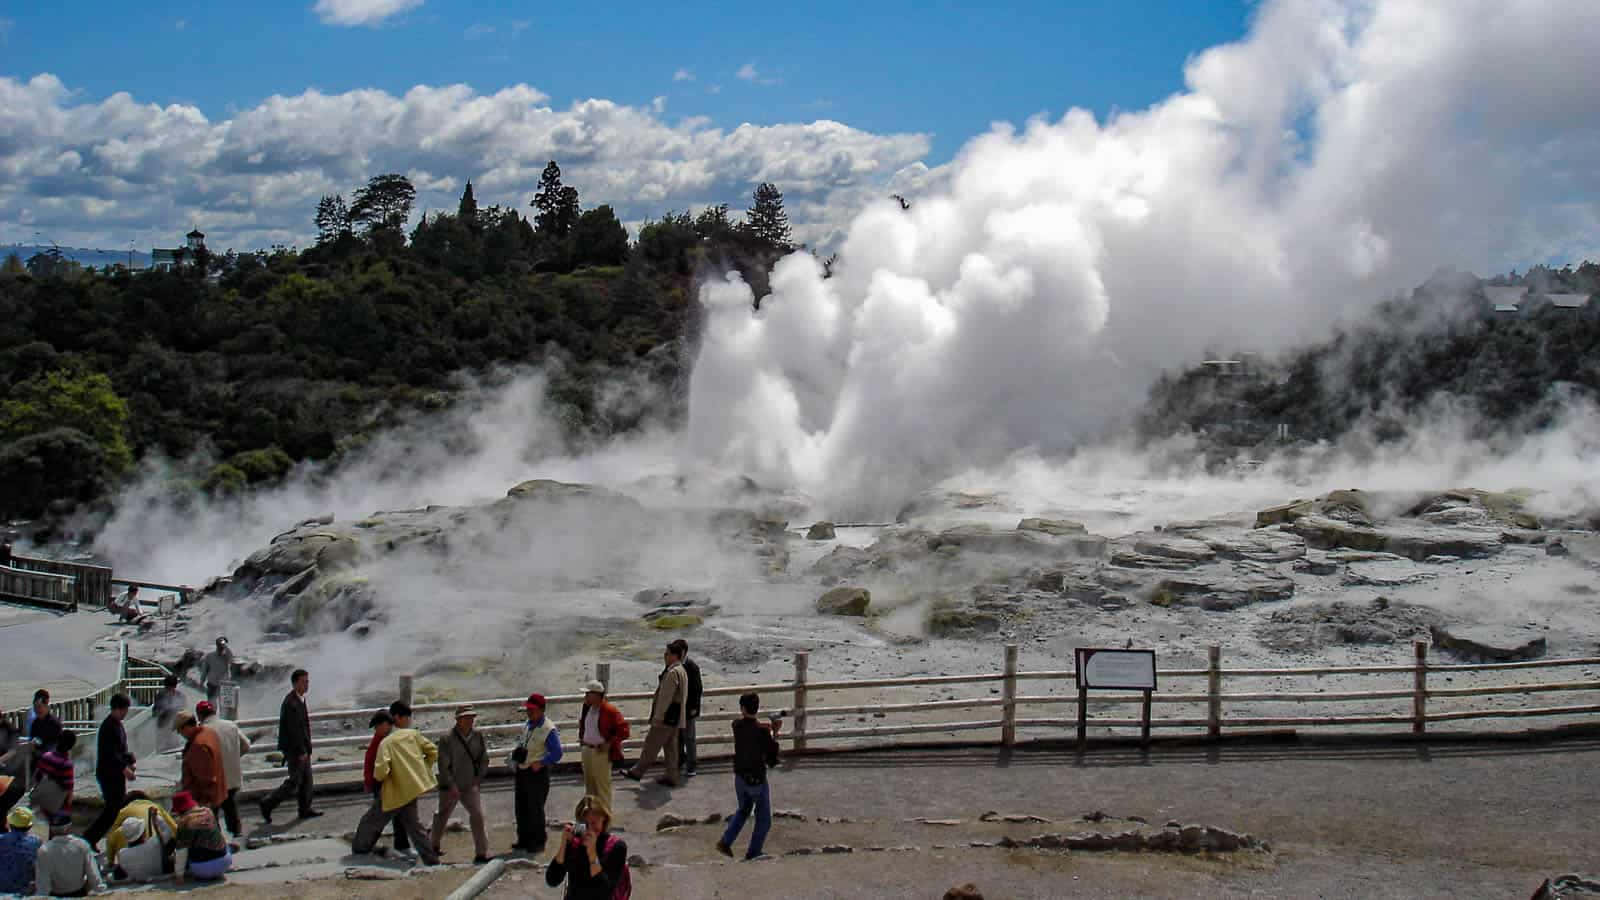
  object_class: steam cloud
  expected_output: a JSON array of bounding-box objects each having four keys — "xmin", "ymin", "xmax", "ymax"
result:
[{"xmin": 685, "ymin": 0, "xmax": 1600, "ymax": 518}]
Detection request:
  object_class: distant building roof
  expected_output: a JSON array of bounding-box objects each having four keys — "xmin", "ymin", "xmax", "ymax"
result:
[
  {"xmin": 1483, "ymin": 285, "xmax": 1528, "ymax": 306},
  {"xmin": 1546, "ymin": 293, "xmax": 1591, "ymax": 309},
  {"xmin": 186, "ymin": 229, "xmax": 205, "ymax": 239}
]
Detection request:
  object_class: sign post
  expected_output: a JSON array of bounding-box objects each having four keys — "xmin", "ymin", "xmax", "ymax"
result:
[
  {"xmin": 219, "ymin": 681, "xmax": 240, "ymax": 721},
  {"xmin": 158, "ymin": 594, "xmax": 176, "ymax": 648},
  {"xmin": 1074, "ymin": 648, "xmax": 1158, "ymax": 749}
]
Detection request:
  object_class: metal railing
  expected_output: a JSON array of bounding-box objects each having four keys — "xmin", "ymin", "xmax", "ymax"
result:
[
  {"xmin": 233, "ymin": 642, "xmax": 1600, "ymax": 784},
  {"xmin": 1, "ymin": 642, "xmax": 174, "ymax": 737}
]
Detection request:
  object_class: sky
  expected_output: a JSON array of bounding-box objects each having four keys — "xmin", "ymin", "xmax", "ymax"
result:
[{"xmin": 0, "ymin": 0, "xmax": 1250, "ymax": 252}]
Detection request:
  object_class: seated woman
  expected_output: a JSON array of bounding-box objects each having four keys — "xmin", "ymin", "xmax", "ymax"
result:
[
  {"xmin": 114, "ymin": 810, "xmax": 173, "ymax": 882},
  {"xmin": 106, "ymin": 791, "xmax": 179, "ymax": 869},
  {"xmin": 171, "ymin": 791, "xmax": 231, "ymax": 884},
  {"xmin": 546, "ymin": 795, "xmax": 629, "ymax": 900}
]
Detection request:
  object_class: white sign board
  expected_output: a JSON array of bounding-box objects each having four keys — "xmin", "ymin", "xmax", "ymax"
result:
[
  {"xmin": 1076, "ymin": 648, "xmax": 1157, "ymax": 691},
  {"xmin": 219, "ymin": 682, "xmax": 240, "ymax": 721},
  {"xmin": 158, "ymin": 594, "xmax": 176, "ymax": 617}
]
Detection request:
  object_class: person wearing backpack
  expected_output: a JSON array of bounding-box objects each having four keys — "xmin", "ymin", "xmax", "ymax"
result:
[{"xmin": 546, "ymin": 794, "xmax": 630, "ymax": 899}]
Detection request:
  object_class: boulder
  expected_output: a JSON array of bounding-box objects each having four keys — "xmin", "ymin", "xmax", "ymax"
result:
[
  {"xmin": 817, "ymin": 587, "xmax": 871, "ymax": 616},
  {"xmin": 647, "ymin": 614, "xmax": 704, "ymax": 630},
  {"xmin": 633, "ymin": 588, "xmax": 714, "ymax": 608},
  {"xmin": 1255, "ymin": 499, "xmax": 1315, "ymax": 528},
  {"xmin": 1430, "ymin": 624, "xmax": 1547, "ymax": 662},
  {"xmin": 927, "ymin": 603, "xmax": 1002, "ymax": 635},
  {"xmin": 1132, "ymin": 536, "xmax": 1216, "ymax": 563},
  {"xmin": 1342, "ymin": 561, "xmax": 1437, "ymax": 587},
  {"xmin": 1204, "ymin": 531, "xmax": 1307, "ymax": 563},
  {"xmin": 1291, "ymin": 515, "xmax": 1503, "ymax": 561},
  {"xmin": 1150, "ymin": 570, "xmax": 1295, "ymax": 610},
  {"xmin": 943, "ymin": 885, "xmax": 985, "ymax": 900},
  {"xmin": 1548, "ymin": 540, "xmax": 1570, "ymax": 557},
  {"xmin": 242, "ymin": 532, "xmax": 363, "ymax": 577},
  {"xmin": 1292, "ymin": 553, "xmax": 1339, "ymax": 576},
  {"xmin": 807, "ymin": 546, "xmax": 875, "ymax": 579},
  {"xmin": 806, "ymin": 521, "xmax": 837, "ymax": 541},
  {"xmin": 1017, "ymin": 518, "xmax": 1087, "ymax": 536}
]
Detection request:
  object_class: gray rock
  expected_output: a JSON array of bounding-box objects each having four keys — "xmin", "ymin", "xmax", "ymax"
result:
[
  {"xmin": 1151, "ymin": 571, "xmax": 1295, "ymax": 610},
  {"xmin": 1109, "ymin": 551, "xmax": 1203, "ymax": 570},
  {"xmin": 1293, "ymin": 553, "xmax": 1339, "ymax": 576},
  {"xmin": 1430, "ymin": 624, "xmax": 1548, "ymax": 662},
  {"xmin": 807, "ymin": 545, "xmax": 876, "ymax": 579},
  {"xmin": 806, "ymin": 521, "xmax": 837, "ymax": 541},
  {"xmin": 1018, "ymin": 517, "xmax": 1088, "ymax": 536},
  {"xmin": 1132, "ymin": 536, "xmax": 1217, "ymax": 563},
  {"xmin": 1342, "ymin": 561, "xmax": 1437, "ymax": 587},
  {"xmin": 1292, "ymin": 515, "xmax": 1503, "ymax": 561},
  {"xmin": 1205, "ymin": 531, "xmax": 1307, "ymax": 563},
  {"xmin": 817, "ymin": 587, "xmax": 871, "ymax": 616},
  {"xmin": 1548, "ymin": 540, "xmax": 1571, "ymax": 557}
]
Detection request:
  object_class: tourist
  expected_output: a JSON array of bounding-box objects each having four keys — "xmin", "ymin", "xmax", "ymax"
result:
[
  {"xmin": 509, "ymin": 693, "xmax": 561, "ymax": 853},
  {"xmin": 27, "ymin": 690, "xmax": 61, "ymax": 752},
  {"xmin": 546, "ymin": 795, "xmax": 630, "ymax": 899},
  {"xmin": 360, "ymin": 711, "xmax": 409, "ymax": 856},
  {"xmin": 29, "ymin": 731, "xmax": 75, "ymax": 822},
  {"xmin": 624, "ymin": 642, "xmax": 689, "ymax": 787},
  {"xmin": 352, "ymin": 702, "xmax": 439, "ymax": 865},
  {"xmin": 83, "ymin": 693, "xmax": 137, "ymax": 849},
  {"xmin": 0, "ymin": 705, "xmax": 17, "ymax": 768},
  {"xmin": 34, "ymin": 814, "xmax": 102, "ymax": 897},
  {"xmin": 675, "ymin": 639, "xmax": 704, "ymax": 777},
  {"xmin": 716, "ymin": 692, "xmax": 782, "ymax": 860},
  {"xmin": 0, "ymin": 806, "xmax": 41, "ymax": 895},
  {"xmin": 152, "ymin": 675, "xmax": 185, "ymax": 752},
  {"xmin": 104, "ymin": 791, "xmax": 177, "ymax": 871},
  {"xmin": 576, "ymin": 679, "xmax": 629, "ymax": 812},
  {"xmin": 108, "ymin": 584, "xmax": 142, "ymax": 622},
  {"xmin": 260, "ymin": 668, "xmax": 320, "ymax": 823},
  {"xmin": 198, "ymin": 637, "xmax": 234, "ymax": 705},
  {"xmin": 0, "ymin": 773, "xmax": 21, "ymax": 823},
  {"xmin": 113, "ymin": 809, "xmax": 172, "ymax": 883},
  {"xmin": 196, "ymin": 700, "xmax": 250, "ymax": 838},
  {"xmin": 175, "ymin": 711, "xmax": 229, "ymax": 819},
  {"xmin": 432, "ymin": 704, "xmax": 490, "ymax": 864},
  {"xmin": 171, "ymin": 790, "xmax": 231, "ymax": 884}
]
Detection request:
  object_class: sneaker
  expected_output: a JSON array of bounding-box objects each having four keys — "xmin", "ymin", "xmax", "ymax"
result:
[
  {"xmin": 473, "ymin": 855, "xmax": 492, "ymax": 865},
  {"xmin": 258, "ymin": 801, "xmax": 272, "ymax": 825},
  {"xmin": 684, "ymin": 768, "xmax": 697, "ymax": 777},
  {"xmin": 744, "ymin": 853, "xmax": 771, "ymax": 862},
  {"xmin": 621, "ymin": 769, "xmax": 642, "ymax": 782},
  {"xmin": 716, "ymin": 841, "xmax": 733, "ymax": 858}
]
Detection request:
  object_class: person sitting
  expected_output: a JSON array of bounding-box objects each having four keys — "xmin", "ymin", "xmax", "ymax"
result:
[
  {"xmin": 34, "ymin": 814, "xmax": 103, "ymax": 897},
  {"xmin": 114, "ymin": 809, "xmax": 173, "ymax": 883},
  {"xmin": 104, "ymin": 791, "xmax": 178, "ymax": 869},
  {"xmin": 0, "ymin": 806, "xmax": 42, "ymax": 895},
  {"xmin": 171, "ymin": 790, "xmax": 231, "ymax": 884},
  {"xmin": 546, "ymin": 795, "xmax": 630, "ymax": 900}
]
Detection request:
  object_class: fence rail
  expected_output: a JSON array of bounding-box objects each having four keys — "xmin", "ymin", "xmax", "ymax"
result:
[{"xmin": 233, "ymin": 641, "xmax": 1600, "ymax": 785}]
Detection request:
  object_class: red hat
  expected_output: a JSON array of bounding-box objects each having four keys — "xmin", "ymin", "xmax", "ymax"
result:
[
  {"xmin": 524, "ymin": 693, "xmax": 546, "ymax": 710},
  {"xmin": 171, "ymin": 790, "xmax": 197, "ymax": 813},
  {"xmin": 195, "ymin": 701, "xmax": 216, "ymax": 718}
]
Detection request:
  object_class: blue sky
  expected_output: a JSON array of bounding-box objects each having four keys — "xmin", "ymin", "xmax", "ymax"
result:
[{"xmin": 1, "ymin": 1, "xmax": 1250, "ymax": 166}]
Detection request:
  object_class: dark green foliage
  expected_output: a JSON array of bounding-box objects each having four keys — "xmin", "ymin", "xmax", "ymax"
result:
[
  {"xmin": 573, "ymin": 206, "xmax": 630, "ymax": 267},
  {"xmin": 532, "ymin": 161, "xmax": 581, "ymax": 239},
  {"xmin": 745, "ymin": 182, "xmax": 792, "ymax": 251},
  {"xmin": 457, "ymin": 180, "xmax": 479, "ymax": 231},
  {"xmin": 349, "ymin": 174, "xmax": 417, "ymax": 237},
  {"xmin": 0, "ymin": 428, "xmax": 107, "ymax": 517}
]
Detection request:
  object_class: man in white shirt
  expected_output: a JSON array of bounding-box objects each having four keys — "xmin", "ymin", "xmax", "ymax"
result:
[
  {"xmin": 34, "ymin": 816, "xmax": 104, "ymax": 896},
  {"xmin": 195, "ymin": 701, "xmax": 250, "ymax": 839}
]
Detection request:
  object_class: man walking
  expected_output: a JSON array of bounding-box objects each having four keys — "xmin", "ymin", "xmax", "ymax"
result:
[
  {"xmin": 624, "ymin": 642, "xmax": 689, "ymax": 787},
  {"xmin": 152, "ymin": 676, "xmax": 185, "ymax": 752},
  {"xmin": 577, "ymin": 680, "xmax": 629, "ymax": 812},
  {"xmin": 83, "ymin": 693, "xmax": 137, "ymax": 849},
  {"xmin": 432, "ymin": 705, "xmax": 490, "ymax": 864},
  {"xmin": 176, "ymin": 711, "xmax": 228, "ymax": 820},
  {"xmin": 352, "ymin": 702, "xmax": 439, "ymax": 865},
  {"xmin": 198, "ymin": 637, "xmax": 234, "ymax": 706},
  {"xmin": 716, "ymin": 692, "xmax": 782, "ymax": 860},
  {"xmin": 196, "ymin": 701, "xmax": 249, "ymax": 838},
  {"xmin": 260, "ymin": 669, "xmax": 320, "ymax": 824},
  {"xmin": 509, "ymin": 694, "xmax": 562, "ymax": 854},
  {"xmin": 675, "ymin": 639, "xmax": 704, "ymax": 777}
]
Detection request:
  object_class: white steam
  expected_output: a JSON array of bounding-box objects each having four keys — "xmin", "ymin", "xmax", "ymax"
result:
[{"xmin": 685, "ymin": 0, "xmax": 1600, "ymax": 517}]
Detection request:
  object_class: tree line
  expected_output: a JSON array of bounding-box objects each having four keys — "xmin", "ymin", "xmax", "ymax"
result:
[{"xmin": 0, "ymin": 164, "xmax": 797, "ymax": 521}]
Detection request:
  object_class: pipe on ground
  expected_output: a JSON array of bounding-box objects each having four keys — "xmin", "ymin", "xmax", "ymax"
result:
[{"xmin": 444, "ymin": 857, "xmax": 509, "ymax": 900}]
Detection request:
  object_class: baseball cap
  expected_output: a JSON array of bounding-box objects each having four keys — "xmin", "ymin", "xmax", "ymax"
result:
[
  {"xmin": 195, "ymin": 701, "xmax": 216, "ymax": 718},
  {"xmin": 584, "ymin": 680, "xmax": 606, "ymax": 694},
  {"xmin": 524, "ymin": 693, "xmax": 546, "ymax": 710}
]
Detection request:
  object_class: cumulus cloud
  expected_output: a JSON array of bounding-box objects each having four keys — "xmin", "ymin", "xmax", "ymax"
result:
[
  {"xmin": 736, "ymin": 63, "xmax": 778, "ymax": 86},
  {"xmin": 0, "ymin": 74, "xmax": 929, "ymax": 251},
  {"xmin": 673, "ymin": 68, "xmax": 694, "ymax": 82},
  {"xmin": 684, "ymin": 0, "xmax": 1600, "ymax": 518},
  {"xmin": 313, "ymin": 0, "xmax": 423, "ymax": 27}
]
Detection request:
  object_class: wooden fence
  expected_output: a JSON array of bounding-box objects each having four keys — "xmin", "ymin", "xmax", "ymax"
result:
[
  {"xmin": 0, "ymin": 564, "xmax": 76, "ymax": 611},
  {"xmin": 5, "ymin": 555, "xmax": 113, "ymax": 609},
  {"xmin": 234, "ymin": 642, "xmax": 1600, "ymax": 785}
]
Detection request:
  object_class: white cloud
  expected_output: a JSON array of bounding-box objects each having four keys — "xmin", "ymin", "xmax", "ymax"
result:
[
  {"xmin": 736, "ymin": 63, "xmax": 758, "ymax": 82},
  {"xmin": 673, "ymin": 68, "xmax": 694, "ymax": 82},
  {"xmin": 0, "ymin": 74, "xmax": 929, "ymax": 252},
  {"xmin": 313, "ymin": 0, "xmax": 423, "ymax": 27},
  {"xmin": 684, "ymin": 0, "xmax": 1600, "ymax": 517}
]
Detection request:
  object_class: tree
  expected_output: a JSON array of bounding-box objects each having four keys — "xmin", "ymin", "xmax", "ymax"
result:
[
  {"xmin": 315, "ymin": 194, "xmax": 352, "ymax": 244},
  {"xmin": 457, "ymin": 180, "xmax": 480, "ymax": 232},
  {"xmin": 0, "ymin": 368, "xmax": 133, "ymax": 477},
  {"xmin": 532, "ymin": 161, "xmax": 581, "ymax": 238},
  {"xmin": 1, "ymin": 252, "xmax": 24, "ymax": 276},
  {"xmin": 349, "ymin": 174, "xmax": 417, "ymax": 236},
  {"xmin": 694, "ymin": 204, "xmax": 736, "ymax": 242},
  {"xmin": 745, "ymin": 182, "xmax": 792, "ymax": 250},
  {"xmin": 572, "ymin": 205, "xmax": 630, "ymax": 267}
]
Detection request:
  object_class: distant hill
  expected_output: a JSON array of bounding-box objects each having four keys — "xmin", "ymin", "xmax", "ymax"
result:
[{"xmin": 2, "ymin": 244, "xmax": 153, "ymax": 269}]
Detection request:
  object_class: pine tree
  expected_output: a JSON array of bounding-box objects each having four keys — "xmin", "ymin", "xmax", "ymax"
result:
[
  {"xmin": 745, "ymin": 182, "xmax": 792, "ymax": 250},
  {"xmin": 532, "ymin": 161, "xmax": 580, "ymax": 238},
  {"xmin": 314, "ymin": 194, "xmax": 351, "ymax": 244},
  {"xmin": 458, "ymin": 179, "xmax": 479, "ymax": 231}
]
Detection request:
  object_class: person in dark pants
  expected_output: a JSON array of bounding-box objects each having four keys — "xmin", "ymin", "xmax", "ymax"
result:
[
  {"xmin": 716, "ymin": 692, "xmax": 782, "ymax": 860},
  {"xmin": 83, "ymin": 694, "xmax": 137, "ymax": 849},
  {"xmin": 674, "ymin": 639, "xmax": 703, "ymax": 777},
  {"xmin": 508, "ymin": 693, "xmax": 562, "ymax": 854},
  {"xmin": 259, "ymin": 669, "xmax": 320, "ymax": 824}
]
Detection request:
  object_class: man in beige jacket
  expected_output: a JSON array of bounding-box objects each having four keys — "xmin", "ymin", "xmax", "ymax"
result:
[{"xmin": 623, "ymin": 642, "xmax": 689, "ymax": 787}]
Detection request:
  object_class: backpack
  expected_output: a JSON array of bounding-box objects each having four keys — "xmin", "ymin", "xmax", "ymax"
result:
[{"xmin": 602, "ymin": 834, "xmax": 631, "ymax": 899}]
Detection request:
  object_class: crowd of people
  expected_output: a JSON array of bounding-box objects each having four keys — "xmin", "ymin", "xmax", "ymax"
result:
[{"xmin": 0, "ymin": 635, "xmax": 788, "ymax": 895}]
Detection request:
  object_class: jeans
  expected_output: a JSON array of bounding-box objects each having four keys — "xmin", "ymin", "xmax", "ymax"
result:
[
  {"xmin": 719, "ymin": 777, "xmax": 772, "ymax": 859},
  {"xmin": 513, "ymin": 768, "xmax": 550, "ymax": 851},
  {"xmin": 678, "ymin": 716, "xmax": 698, "ymax": 773}
]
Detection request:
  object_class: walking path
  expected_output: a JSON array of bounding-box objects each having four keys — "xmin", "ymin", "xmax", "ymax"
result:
[
  {"xmin": 0, "ymin": 603, "xmax": 120, "ymax": 710},
  {"xmin": 111, "ymin": 732, "xmax": 1600, "ymax": 898}
]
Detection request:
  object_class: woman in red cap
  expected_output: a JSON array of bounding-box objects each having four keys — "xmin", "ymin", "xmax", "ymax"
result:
[
  {"xmin": 171, "ymin": 790, "xmax": 231, "ymax": 883},
  {"xmin": 508, "ymin": 693, "xmax": 562, "ymax": 854}
]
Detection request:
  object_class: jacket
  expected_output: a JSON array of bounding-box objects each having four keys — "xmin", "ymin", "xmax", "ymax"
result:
[
  {"xmin": 105, "ymin": 799, "xmax": 179, "ymax": 865},
  {"xmin": 545, "ymin": 832, "xmax": 628, "ymax": 900},
  {"xmin": 650, "ymin": 662, "xmax": 688, "ymax": 727},
  {"xmin": 200, "ymin": 715, "xmax": 250, "ymax": 793},
  {"xmin": 277, "ymin": 691, "xmax": 312, "ymax": 758},
  {"xmin": 363, "ymin": 733, "xmax": 384, "ymax": 793},
  {"xmin": 181, "ymin": 725, "xmax": 229, "ymax": 809},
  {"xmin": 437, "ymin": 726, "xmax": 489, "ymax": 790},
  {"xmin": 510, "ymin": 719, "xmax": 562, "ymax": 771},
  {"xmin": 683, "ymin": 657, "xmax": 704, "ymax": 719},
  {"xmin": 732, "ymin": 716, "xmax": 781, "ymax": 785},
  {"xmin": 577, "ymin": 700, "xmax": 631, "ymax": 763},
  {"xmin": 95, "ymin": 713, "xmax": 136, "ymax": 778},
  {"xmin": 199, "ymin": 650, "xmax": 232, "ymax": 686},
  {"xmin": 374, "ymin": 727, "xmax": 438, "ymax": 812}
]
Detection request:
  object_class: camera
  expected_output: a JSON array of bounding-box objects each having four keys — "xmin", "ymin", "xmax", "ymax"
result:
[{"xmin": 574, "ymin": 823, "xmax": 587, "ymax": 838}]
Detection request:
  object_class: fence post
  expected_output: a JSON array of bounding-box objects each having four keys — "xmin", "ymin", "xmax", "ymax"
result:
[
  {"xmin": 792, "ymin": 651, "xmax": 809, "ymax": 753},
  {"xmin": 596, "ymin": 662, "xmax": 611, "ymax": 693},
  {"xmin": 1207, "ymin": 645, "xmax": 1222, "ymax": 740},
  {"xmin": 1412, "ymin": 640, "xmax": 1427, "ymax": 735},
  {"xmin": 1001, "ymin": 644, "xmax": 1018, "ymax": 747},
  {"xmin": 398, "ymin": 674, "xmax": 413, "ymax": 707}
]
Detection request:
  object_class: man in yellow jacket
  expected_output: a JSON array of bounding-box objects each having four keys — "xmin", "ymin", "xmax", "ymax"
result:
[{"xmin": 351, "ymin": 702, "xmax": 439, "ymax": 865}]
